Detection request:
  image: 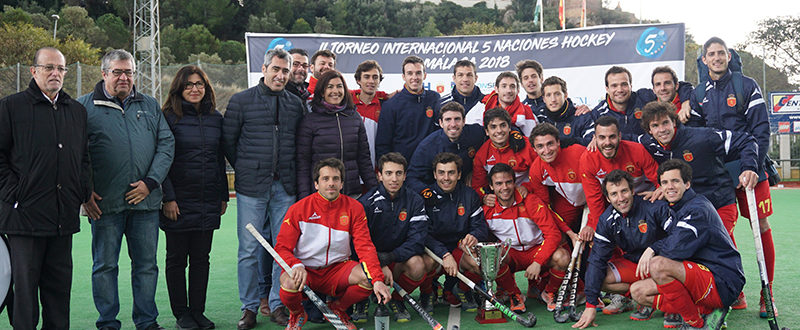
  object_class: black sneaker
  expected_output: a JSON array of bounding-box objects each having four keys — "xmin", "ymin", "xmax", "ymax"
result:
[
  {"xmin": 350, "ymin": 299, "xmax": 369, "ymax": 323},
  {"xmin": 176, "ymin": 315, "xmax": 199, "ymax": 330},
  {"xmin": 388, "ymin": 299, "xmax": 411, "ymax": 323},
  {"xmin": 419, "ymin": 292, "xmax": 434, "ymax": 315},
  {"xmin": 192, "ymin": 313, "xmax": 216, "ymax": 330}
]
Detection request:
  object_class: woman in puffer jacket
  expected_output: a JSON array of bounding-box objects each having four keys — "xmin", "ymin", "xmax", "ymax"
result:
[
  {"xmin": 160, "ymin": 65, "xmax": 229, "ymax": 330},
  {"xmin": 297, "ymin": 70, "xmax": 378, "ymax": 199}
]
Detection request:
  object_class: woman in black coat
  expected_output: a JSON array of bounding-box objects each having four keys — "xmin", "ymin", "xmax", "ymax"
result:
[
  {"xmin": 297, "ymin": 70, "xmax": 377, "ymax": 198},
  {"xmin": 160, "ymin": 65, "xmax": 229, "ymax": 330}
]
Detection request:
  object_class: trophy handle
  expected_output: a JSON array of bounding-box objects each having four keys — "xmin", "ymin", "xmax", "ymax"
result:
[
  {"xmin": 499, "ymin": 238, "xmax": 512, "ymax": 262},
  {"xmin": 465, "ymin": 245, "xmax": 480, "ymax": 267}
]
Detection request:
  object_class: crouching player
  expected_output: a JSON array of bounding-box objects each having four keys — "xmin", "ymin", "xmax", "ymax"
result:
[
  {"xmin": 629, "ymin": 160, "xmax": 745, "ymax": 330},
  {"xmin": 484, "ymin": 163, "xmax": 568, "ymax": 312},
  {"xmin": 276, "ymin": 158, "xmax": 391, "ymax": 330},
  {"xmin": 421, "ymin": 152, "xmax": 489, "ymax": 313},
  {"xmin": 572, "ymin": 170, "xmax": 674, "ymax": 329},
  {"xmin": 356, "ymin": 153, "xmax": 428, "ymax": 323}
]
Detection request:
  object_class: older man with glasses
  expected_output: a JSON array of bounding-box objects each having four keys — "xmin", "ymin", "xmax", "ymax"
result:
[{"xmin": 78, "ymin": 49, "xmax": 175, "ymax": 330}]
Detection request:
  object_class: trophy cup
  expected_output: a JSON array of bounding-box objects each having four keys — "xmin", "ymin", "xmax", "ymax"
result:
[{"xmin": 467, "ymin": 240, "xmax": 511, "ymax": 324}]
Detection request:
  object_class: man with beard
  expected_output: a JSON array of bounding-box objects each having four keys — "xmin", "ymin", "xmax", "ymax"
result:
[
  {"xmin": 308, "ymin": 50, "xmax": 336, "ymax": 97},
  {"xmin": 481, "ymin": 72, "xmax": 538, "ymax": 136},
  {"xmin": 285, "ymin": 48, "xmax": 310, "ymax": 100},
  {"xmin": 642, "ymin": 66, "xmax": 700, "ymax": 125},
  {"xmin": 442, "ymin": 60, "xmax": 485, "ymax": 123},
  {"xmin": 591, "ymin": 66, "xmax": 653, "ymax": 138}
]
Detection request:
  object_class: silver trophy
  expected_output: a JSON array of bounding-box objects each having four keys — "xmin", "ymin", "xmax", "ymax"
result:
[{"xmin": 466, "ymin": 239, "xmax": 511, "ymax": 323}]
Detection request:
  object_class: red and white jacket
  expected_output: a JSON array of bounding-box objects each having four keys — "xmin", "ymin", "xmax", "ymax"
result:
[
  {"xmin": 524, "ymin": 144, "xmax": 587, "ymax": 233},
  {"xmin": 472, "ymin": 139, "xmax": 535, "ymax": 199},
  {"xmin": 579, "ymin": 140, "xmax": 659, "ymax": 229},
  {"xmin": 276, "ymin": 192, "xmax": 384, "ymax": 284},
  {"xmin": 482, "ymin": 191, "xmax": 562, "ymax": 266},
  {"xmin": 352, "ymin": 90, "xmax": 388, "ymax": 169}
]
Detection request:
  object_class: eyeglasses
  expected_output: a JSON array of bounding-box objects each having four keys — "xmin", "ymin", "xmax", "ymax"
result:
[
  {"xmin": 33, "ymin": 65, "xmax": 68, "ymax": 73},
  {"xmin": 293, "ymin": 62, "xmax": 310, "ymax": 69},
  {"xmin": 184, "ymin": 81, "xmax": 206, "ymax": 90},
  {"xmin": 106, "ymin": 69, "xmax": 136, "ymax": 77}
]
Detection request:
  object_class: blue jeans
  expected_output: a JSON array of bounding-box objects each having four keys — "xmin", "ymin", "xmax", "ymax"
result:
[
  {"xmin": 237, "ymin": 180, "xmax": 295, "ymax": 312},
  {"xmin": 90, "ymin": 210, "xmax": 160, "ymax": 330}
]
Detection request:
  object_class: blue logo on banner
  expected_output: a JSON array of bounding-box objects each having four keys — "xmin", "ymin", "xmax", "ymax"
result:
[
  {"xmin": 636, "ymin": 27, "xmax": 667, "ymax": 59},
  {"xmin": 268, "ymin": 38, "xmax": 294, "ymax": 52}
]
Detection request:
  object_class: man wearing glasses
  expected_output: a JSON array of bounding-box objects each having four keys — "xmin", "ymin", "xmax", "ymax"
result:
[
  {"xmin": 0, "ymin": 47, "xmax": 90, "ymax": 330},
  {"xmin": 286, "ymin": 48, "xmax": 310, "ymax": 100},
  {"xmin": 78, "ymin": 49, "xmax": 175, "ymax": 330}
]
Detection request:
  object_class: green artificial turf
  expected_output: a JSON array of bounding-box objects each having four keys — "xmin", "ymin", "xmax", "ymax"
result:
[{"xmin": 2, "ymin": 189, "xmax": 798, "ymax": 329}]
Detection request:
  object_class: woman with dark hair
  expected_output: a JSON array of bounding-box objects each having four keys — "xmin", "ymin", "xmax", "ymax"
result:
[
  {"xmin": 297, "ymin": 70, "xmax": 378, "ymax": 199},
  {"xmin": 160, "ymin": 65, "xmax": 229, "ymax": 330}
]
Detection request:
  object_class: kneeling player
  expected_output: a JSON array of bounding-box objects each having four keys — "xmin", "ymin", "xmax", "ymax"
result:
[
  {"xmin": 629, "ymin": 160, "xmax": 745, "ymax": 330},
  {"xmin": 276, "ymin": 158, "xmax": 391, "ymax": 330},
  {"xmin": 357, "ymin": 153, "xmax": 428, "ymax": 322},
  {"xmin": 483, "ymin": 163, "xmax": 568, "ymax": 312},
  {"xmin": 572, "ymin": 170, "xmax": 673, "ymax": 329}
]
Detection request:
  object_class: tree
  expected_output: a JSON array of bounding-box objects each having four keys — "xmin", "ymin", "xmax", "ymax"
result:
[
  {"xmin": 453, "ymin": 22, "xmax": 506, "ymax": 35},
  {"xmin": 161, "ymin": 24, "xmax": 221, "ymax": 64},
  {"xmin": 328, "ymin": 0, "xmax": 391, "ymax": 37},
  {"xmin": 95, "ymin": 13, "xmax": 130, "ymax": 50},
  {"xmin": 219, "ymin": 40, "xmax": 246, "ymax": 64},
  {"xmin": 313, "ymin": 16, "xmax": 332, "ymax": 34},
  {"xmin": 184, "ymin": 0, "xmax": 238, "ymax": 38},
  {"xmin": 57, "ymin": 6, "xmax": 108, "ymax": 48},
  {"xmin": 747, "ymin": 16, "xmax": 800, "ymax": 81},
  {"xmin": 290, "ymin": 18, "xmax": 312, "ymax": 34},
  {"xmin": 419, "ymin": 16, "xmax": 441, "ymax": 37},
  {"xmin": 247, "ymin": 12, "xmax": 286, "ymax": 33},
  {"xmin": 1, "ymin": 6, "xmax": 33, "ymax": 25}
]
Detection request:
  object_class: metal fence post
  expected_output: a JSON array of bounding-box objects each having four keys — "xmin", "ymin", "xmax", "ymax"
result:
[
  {"xmin": 16, "ymin": 63, "xmax": 20, "ymax": 93},
  {"xmin": 76, "ymin": 62, "xmax": 81, "ymax": 96},
  {"xmin": 197, "ymin": 59, "xmax": 202, "ymax": 69}
]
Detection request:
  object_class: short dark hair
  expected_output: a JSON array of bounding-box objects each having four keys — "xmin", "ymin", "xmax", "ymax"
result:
[
  {"xmin": 402, "ymin": 55, "xmax": 425, "ymax": 74},
  {"xmin": 354, "ymin": 60, "xmax": 384, "ymax": 82},
  {"xmin": 432, "ymin": 152, "xmax": 462, "ymax": 173},
  {"xmin": 488, "ymin": 163, "xmax": 515, "ymax": 184},
  {"xmin": 658, "ymin": 159, "xmax": 693, "ymax": 185},
  {"xmin": 495, "ymin": 71, "xmax": 519, "ymax": 87},
  {"xmin": 515, "ymin": 60, "xmax": 543, "ymax": 80},
  {"xmin": 377, "ymin": 152, "xmax": 407, "ymax": 172},
  {"xmin": 542, "ymin": 76, "xmax": 567, "ymax": 94},
  {"xmin": 310, "ymin": 50, "xmax": 336, "ymax": 65},
  {"xmin": 288, "ymin": 48, "xmax": 308, "ymax": 57},
  {"xmin": 640, "ymin": 101, "xmax": 678, "ymax": 132},
  {"xmin": 440, "ymin": 101, "xmax": 465, "ymax": 120},
  {"xmin": 595, "ymin": 115, "xmax": 620, "ymax": 132},
  {"xmin": 651, "ymin": 66, "xmax": 678, "ymax": 86},
  {"xmin": 483, "ymin": 107, "xmax": 512, "ymax": 127},
  {"xmin": 313, "ymin": 158, "xmax": 345, "ymax": 183},
  {"xmin": 453, "ymin": 59, "xmax": 477, "ymax": 76},
  {"xmin": 529, "ymin": 122, "xmax": 560, "ymax": 143},
  {"xmin": 601, "ymin": 169, "xmax": 634, "ymax": 198},
  {"xmin": 703, "ymin": 37, "xmax": 728, "ymax": 57},
  {"xmin": 604, "ymin": 66, "xmax": 632, "ymax": 87},
  {"xmin": 310, "ymin": 70, "xmax": 355, "ymax": 109}
]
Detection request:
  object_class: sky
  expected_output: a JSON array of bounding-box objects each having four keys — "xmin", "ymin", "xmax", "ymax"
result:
[{"xmin": 615, "ymin": 0, "xmax": 799, "ymax": 48}]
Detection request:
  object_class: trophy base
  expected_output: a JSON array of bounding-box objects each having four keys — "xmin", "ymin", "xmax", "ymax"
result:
[{"xmin": 475, "ymin": 309, "xmax": 507, "ymax": 324}]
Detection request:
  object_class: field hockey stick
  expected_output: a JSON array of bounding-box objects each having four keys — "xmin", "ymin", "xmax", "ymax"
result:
[
  {"xmin": 423, "ymin": 247, "xmax": 537, "ymax": 328},
  {"xmin": 245, "ymin": 223, "xmax": 351, "ymax": 330},
  {"xmin": 567, "ymin": 208, "xmax": 590, "ymax": 322},
  {"xmin": 553, "ymin": 240, "xmax": 582, "ymax": 323},
  {"xmin": 745, "ymin": 190, "xmax": 789, "ymax": 330},
  {"xmin": 392, "ymin": 282, "xmax": 444, "ymax": 330}
]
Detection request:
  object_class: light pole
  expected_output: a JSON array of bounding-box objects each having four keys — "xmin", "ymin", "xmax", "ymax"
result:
[{"xmin": 51, "ymin": 14, "xmax": 59, "ymax": 41}]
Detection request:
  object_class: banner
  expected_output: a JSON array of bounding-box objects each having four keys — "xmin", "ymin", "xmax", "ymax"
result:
[
  {"xmin": 245, "ymin": 23, "xmax": 685, "ymax": 107},
  {"xmin": 769, "ymin": 92, "xmax": 800, "ymax": 134}
]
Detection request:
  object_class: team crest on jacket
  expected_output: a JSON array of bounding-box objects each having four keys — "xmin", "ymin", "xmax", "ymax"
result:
[
  {"xmin": 468, "ymin": 147, "xmax": 476, "ymax": 158},
  {"xmin": 563, "ymin": 124, "xmax": 572, "ymax": 135},
  {"xmin": 508, "ymin": 157, "xmax": 517, "ymax": 168},
  {"xmin": 625, "ymin": 163, "xmax": 635, "ymax": 173},
  {"xmin": 518, "ymin": 205, "xmax": 526, "ymax": 213},
  {"xmin": 567, "ymin": 169, "xmax": 577, "ymax": 181},
  {"xmin": 399, "ymin": 209, "xmax": 408, "ymax": 221},
  {"xmin": 727, "ymin": 94, "xmax": 737, "ymax": 107},
  {"xmin": 634, "ymin": 108, "xmax": 642, "ymax": 119},
  {"xmin": 457, "ymin": 203, "xmax": 465, "ymax": 216},
  {"xmin": 638, "ymin": 219, "xmax": 647, "ymax": 233},
  {"xmin": 340, "ymin": 212, "xmax": 350, "ymax": 226},
  {"xmin": 426, "ymin": 107, "xmax": 434, "ymax": 118},
  {"xmin": 683, "ymin": 150, "xmax": 694, "ymax": 162}
]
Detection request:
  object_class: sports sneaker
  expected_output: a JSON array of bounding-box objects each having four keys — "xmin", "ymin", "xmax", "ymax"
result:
[
  {"xmin": 576, "ymin": 292, "xmax": 586, "ymax": 305},
  {"xmin": 603, "ymin": 294, "xmax": 635, "ymax": 315},
  {"xmin": 432, "ymin": 279, "xmax": 443, "ymax": 304},
  {"xmin": 510, "ymin": 292, "xmax": 526, "ymax": 313},
  {"xmin": 540, "ymin": 291, "xmax": 556, "ymax": 312},
  {"xmin": 594, "ymin": 299, "xmax": 605, "ymax": 311},
  {"xmin": 630, "ymin": 305, "xmax": 655, "ymax": 321},
  {"xmin": 388, "ymin": 299, "xmax": 411, "ymax": 323},
  {"xmin": 286, "ymin": 310, "xmax": 307, "ymax": 330},
  {"xmin": 443, "ymin": 290, "xmax": 461, "ymax": 307},
  {"xmin": 419, "ymin": 292, "xmax": 435, "ymax": 315},
  {"xmin": 663, "ymin": 313, "xmax": 683, "ymax": 329},
  {"xmin": 455, "ymin": 287, "xmax": 478, "ymax": 312},
  {"xmin": 702, "ymin": 307, "xmax": 729, "ymax": 330},
  {"xmin": 325, "ymin": 308, "xmax": 357, "ymax": 330},
  {"xmin": 350, "ymin": 299, "xmax": 369, "ymax": 323},
  {"xmin": 731, "ymin": 291, "xmax": 746, "ymax": 309},
  {"xmin": 494, "ymin": 287, "xmax": 511, "ymax": 304},
  {"xmin": 600, "ymin": 292, "xmax": 613, "ymax": 305},
  {"xmin": 759, "ymin": 293, "xmax": 778, "ymax": 318}
]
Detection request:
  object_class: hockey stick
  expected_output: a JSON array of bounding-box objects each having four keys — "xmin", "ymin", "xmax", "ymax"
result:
[
  {"xmin": 245, "ymin": 223, "xmax": 350, "ymax": 330},
  {"xmin": 553, "ymin": 240, "xmax": 582, "ymax": 323},
  {"xmin": 745, "ymin": 190, "xmax": 789, "ymax": 330},
  {"xmin": 567, "ymin": 208, "xmax": 590, "ymax": 322},
  {"xmin": 392, "ymin": 282, "xmax": 444, "ymax": 330},
  {"xmin": 423, "ymin": 247, "xmax": 537, "ymax": 328}
]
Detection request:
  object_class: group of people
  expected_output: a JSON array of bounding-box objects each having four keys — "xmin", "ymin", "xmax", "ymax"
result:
[{"xmin": 0, "ymin": 34, "xmax": 777, "ymax": 330}]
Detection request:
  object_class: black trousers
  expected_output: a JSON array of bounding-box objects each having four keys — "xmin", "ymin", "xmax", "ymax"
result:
[
  {"xmin": 7, "ymin": 234, "xmax": 72, "ymax": 330},
  {"xmin": 164, "ymin": 230, "xmax": 214, "ymax": 318}
]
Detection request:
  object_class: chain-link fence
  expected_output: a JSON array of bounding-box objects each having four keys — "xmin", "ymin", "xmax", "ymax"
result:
[{"xmin": 0, "ymin": 61, "xmax": 248, "ymax": 113}]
